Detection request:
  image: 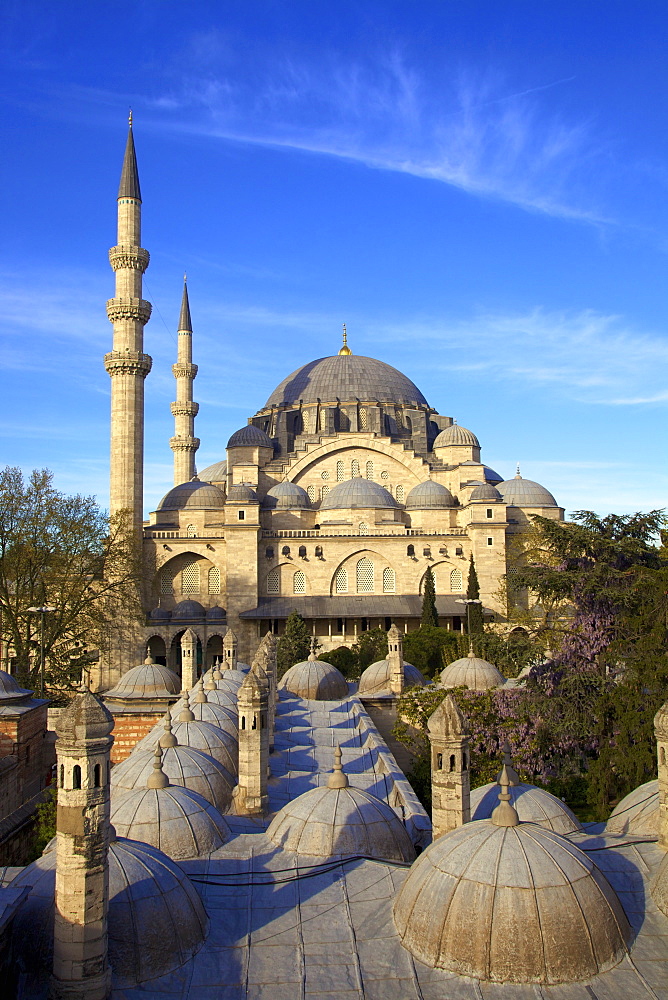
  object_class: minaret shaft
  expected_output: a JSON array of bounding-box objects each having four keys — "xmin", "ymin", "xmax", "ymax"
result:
[
  {"xmin": 170, "ymin": 281, "xmax": 199, "ymax": 485},
  {"xmin": 105, "ymin": 124, "xmax": 152, "ymax": 531}
]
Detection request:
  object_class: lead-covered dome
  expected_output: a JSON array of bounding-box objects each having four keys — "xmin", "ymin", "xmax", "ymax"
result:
[
  {"xmin": 358, "ymin": 659, "xmax": 425, "ymax": 697},
  {"xmin": 470, "ymin": 483, "xmax": 503, "ymax": 501},
  {"xmin": 105, "ymin": 657, "xmax": 181, "ymax": 699},
  {"xmin": 10, "ymin": 836, "xmax": 208, "ymax": 988},
  {"xmin": 264, "ymin": 355, "xmax": 429, "ymax": 408},
  {"xmin": 172, "ymin": 600, "xmax": 206, "ymax": 620},
  {"xmin": 605, "ymin": 779, "xmax": 658, "ymax": 837},
  {"xmin": 0, "ymin": 669, "xmax": 33, "ymax": 702},
  {"xmin": 433, "ymin": 423, "xmax": 480, "ymax": 448},
  {"xmin": 227, "ymin": 483, "xmax": 259, "ymax": 503},
  {"xmin": 264, "ymin": 481, "xmax": 311, "ymax": 509},
  {"xmin": 198, "ymin": 459, "xmax": 226, "ymax": 482},
  {"xmin": 320, "ymin": 478, "xmax": 398, "ymax": 510},
  {"xmin": 498, "ymin": 473, "xmax": 557, "ymax": 507},
  {"xmin": 279, "ymin": 654, "xmax": 348, "ymax": 700},
  {"xmin": 440, "ymin": 650, "xmax": 505, "ymax": 691},
  {"xmin": 227, "ymin": 425, "xmax": 273, "ymax": 449},
  {"xmin": 406, "ymin": 480, "xmax": 455, "ymax": 509},
  {"xmin": 157, "ymin": 478, "xmax": 225, "ymax": 511},
  {"xmin": 471, "ymin": 782, "xmax": 582, "ymax": 834},
  {"xmin": 112, "ymin": 743, "xmax": 235, "ymax": 810}
]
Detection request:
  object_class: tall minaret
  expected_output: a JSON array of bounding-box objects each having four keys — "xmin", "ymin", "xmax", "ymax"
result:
[
  {"xmin": 104, "ymin": 113, "xmax": 152, "ymax": 532},
  {"xmin": 170, "ymin": 279, "xmax": 199, "ymax": 484}
]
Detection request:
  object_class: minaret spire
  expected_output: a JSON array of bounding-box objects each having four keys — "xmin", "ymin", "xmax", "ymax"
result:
[
  {"xmin": 104, "ymin": 117, "xmax": 152, "ymax": 531},
  {"xmin": 170, "ymin": 277, "xmax": 199, "ymax": 484}
]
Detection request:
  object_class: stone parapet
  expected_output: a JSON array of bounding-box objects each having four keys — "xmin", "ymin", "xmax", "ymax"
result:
[
  {"xmin": 170, "ymin": 401, "xmax": 199, "ymax": 417},
  {"xmin": 104, "ymin": 350, "xmax": 152, "ymax": 378},
  {"xmin": 108, "ymin": 244, "xmax": 150, "ymax": 272},
  {"xmin": 169, "ymin": 436, "xmax": 200, "ymax": 451},
  {"xmin": 105, "ymin": 297, "xmax": 152, "ymax": 324},
  {"xmin": 172, "ymin": 362, "xmax": 198, "ymax": 379}
]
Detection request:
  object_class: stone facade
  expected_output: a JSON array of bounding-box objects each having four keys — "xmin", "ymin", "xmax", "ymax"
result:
[{"xmin": 428, "ymin": 694, "xmax": 471, "ymax": 838}]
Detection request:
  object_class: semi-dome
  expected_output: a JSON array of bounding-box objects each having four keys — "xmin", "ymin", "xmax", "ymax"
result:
[
  {"xmin": 267, "ymin": 747, "xmax": 416, "ymax": 862},
  {"xmin": 171, "ymin": 599, "xmax": 206, "ymax": 620},
  {"xmin": 263, "ymin": 481, "xmax": 311, "ymax": 509},
  {"xmin": 10, "ymin": 836, "xmax": 208, "ymax": 988},
  {"xmin": 405, "ymin": 480, "xmax": 455, "ymax": 509},
  {"xmin": 605, "ymin": 779, "xmax": 658, "ymax": 837},
  {"xmin": 484, "ymin": 466, "xmax": 503, "ymax": 484},
  {"xmin": 110, "ymin": 749, "xmax": 230, "ymax": 859},
  {"xmin": 358, "ymin": 659, "xmax": 425, "ymax": 697},
  {"xmin": 393, "ymin": 787, "xmax": 630, "ymax": 984},
  {"xmin": 227, "ymin": 483, "xmax": 259, "ymax": 503},
  {"xmin": 227, "ymin": 425, "xmax": 274, "ymax": 449},
  {"xmin": 105, "ymin": 657, "xmax": 181, "ymax": 699},
  {"xmin": 498, "ymin": 472, "xmax": 557, "ymax": 507},
  {"xmin": 0, "ymin": 669, "xmax": 33, "ymax": 701},
  {"xmin": 433, "ymin": 423, "xmax": 480, "ymax": 449},
  {"xmin": 198, "ymin": 459, "xmax": 227, "ymax": 482},
  {"xmin": 279, "ymin": 653, "xmax": 348, "ymax": 700},
  {"xmin": 469, "ymin": 483, "xmax": 503, "ymax": 501},
  {"xmin": 264, "ymin": 354, "xmax": 429, "ymax": 409},
  {"xmin": 440, "ymin": 650, "xmax": 505, "ymax": 691},
  {"xmin": 320, "ymin": 477, "xmax": 398, "ymax": 510},
  {"xmin": 157, "ymin": 478, "xmax": 225, "ymax": 511},
  {"xmin": 471, "ymin": 782, "xmax": 582, "ymax": 834}
]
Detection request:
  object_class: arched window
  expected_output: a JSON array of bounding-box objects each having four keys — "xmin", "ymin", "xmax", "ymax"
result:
[
  {"xmin": 94, "ymin": 763, "xmax": 101, "ymax": 787},
  {"xmin": 307, "ymin": 485, "xmax": 316, "ymax": 502},
  {"xmin": 320, "ymin": 485, "xmax": 329, "ymax": 500},
  {"xmin": 293, "ymin": 571, "xmax": 306, "ymax": 594},
  {"xmin": 351, "ymin": 459, "xmax": 360, "ymax": 478},
  {"xmin": 182, "ymin": 563, "xmax": 200, "ymax": 594},
  {"xmin": 186, "ymin": 524, "xmax": 197, "ymax": 538},
  {"xmin": 382, "ymin": 567, "xmax": 396, "ymax": 593},
  {"xmin": 356, "ymin": 557, "xmax": 374, "ymax": 593},
  {"xmin": 396, "ymin": 485, "xmax": 405, "ymax": 503},
  {"xmin": 449, "ymin": 754, "xmax": 456, "ymax": 772},
  {"xmin": 265, "ymin": 546, "xmax": 274, "ymax": 559},
  {"xmin": 302, "ymin": 410, "xmax": 310, "ymax": 432},
  {"xmin": 267, "ymin": 568, "xmax": 280, "ymax": 594},
  {"xmin": 359, "ymin": 407, "xmax": 368, "ymax": 430},
  {"xmin": 72, "ymin": 765, "xmax": 81, "ymax": 790},
  {"xmin": 208, "ymin": 567, "xmax": 220, "ymax": 595},
  {"xmin": 298, "ymin": 545, "xmax": 307, "ymax": 558},
  {"xmin": 358, "ymin": 521, "xmax": 369, "ymax": 536},
  {"xmin": 407, "ymin": 544, "xmax": 415, "ymax": 557},
  {"xmin": 450, "ymin": 568, "xmax": 463, "ymax": 592},
  {"xmin": 336, "ymin": 460, "xmax": 344, "ymax": 482},
  {"xmin": 365, "ymin": 460, "xmax": 374, "ymax": 480},
  {"xmin": 661, "ymin": 747, "xmax": 666, "ymax": 766},
  {"xmin": 334, "ymin": 567, "xmax": 348, "ymax": 593}
]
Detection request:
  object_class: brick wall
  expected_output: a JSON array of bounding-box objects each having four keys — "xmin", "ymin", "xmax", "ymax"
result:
[{"xmin": 110, "ymin": 712, "xmax": 164, "ymax": 763}]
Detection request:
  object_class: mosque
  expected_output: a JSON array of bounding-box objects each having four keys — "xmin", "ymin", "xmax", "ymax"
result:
[
  {"xmin": 94, "ymin": 119, "xmax": 564, "ymax": 690},
  {"xmin": 2, "ymin": 121, "xmax": 667, "ymax": 1000}
]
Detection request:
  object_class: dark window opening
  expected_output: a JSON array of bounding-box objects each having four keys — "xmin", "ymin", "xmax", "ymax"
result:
[
  {"xmin": 298, "ymin": 545, "xmax": 307, "ymax": 558},
  {"xmin": 315, "ymin": 545, "xmax": 323, "ymax": 558},
  {"xmin": 407, "ymin": 544, "xmax": 415, "ymax": 557},
  {"xmin": 384, "ymin": 617, "xmax": 392, "ymax": 631},
  {"xmin": 73, "ymin": 765, "xmax": 81, "ymax": 789},
  {"xmin": 337, "ymin": 618, "xmax": 344, "ymax": 633},
  {"xmin": 252, "ymin": 715, "xmax": 257, "ymax": 730},
  {"xmin": 241, "ymin": 716, "xmax": 246, "ymax": 730},
  {"xmin": 265, "ymin": 546, "xmax": 274, "ymax": 559},
  {"xmin": 486, "ymin": 508, "xmax": 493, "ymax": 518},
  {"xmin": 60, "ymin": 764, "xmax": 64, "ymax": 788},
  {"xmin": 282, "ymin": 545, "xmax": 290, "ymax": 557},
  {"xmin": 436, "ymin": 753, "xmax": 443, "ymax": 770},
  {"xmin": 238, "ymin": 510, "xmax": 245, "ymax": 521},
  {"xmin": 361, "ymin": 617, "xmax": 368, "ymax": 632},
  {"xmin": 449, "ymin": 754, "xmax": 456, "ymax": 772},
  {"xmin": 94, "ymin": 763, "xmax": 101, "ymax": 787}
]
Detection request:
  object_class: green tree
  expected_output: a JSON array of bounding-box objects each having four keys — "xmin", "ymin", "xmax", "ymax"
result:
[
  {"xmin": 465, "ymin": 554, "xmax": 484, "ymax": 633},
  {"xmin": 318, "ymin": 645, "xmax": 357, "ymax": 679},
  {"xmin": 277, "ymin": 610, "xmax": 312, "ymax": 677},
  {"xmin": 0, "ymin": 467, "xmax": 142, "ymax": 695},
  {"xmin": 350, "ymin": 627, "xmax": 389, "ymax": 672},
  {"xmin": 403, "ymin": 625, "xmax": 459, "ymax": 679},
  {"xmin": 421, "ymin": 565, "xmax": 438, "ymax": 627}
]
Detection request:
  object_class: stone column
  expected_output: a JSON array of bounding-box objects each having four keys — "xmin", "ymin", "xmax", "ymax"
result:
[
  {"xmin": 655, "ymin": 700, "xmax": 668, "ymax": 850},
  {"xmin": 51, "ymin": 688, "xmax": 114, "ymax": 1000},
  {"xmin": 427, "ymin": 694, "xmax": 470, "ymax": 838},
  {"xmin": 234, "ymin": 671, "xmax": 269, "ymax": 815},
  {"xmin": 387, "ymin": 623, "xmax": 404, "ymax": 695},
  {"xmin": 180, "ymin": 628, "xmax": 198, "ymax": 690},
  {"xmin": 169, "ymin": 280, "xmax": 200, "ymax": 485}
]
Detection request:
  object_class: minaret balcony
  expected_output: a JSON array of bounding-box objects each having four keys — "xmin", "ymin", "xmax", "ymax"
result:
[
  {"xmin": 170, "ymin": 401, "xmax": 199, "ymax": 417},
  {"xmin": 172, "ymin": 362, "xmax": 198, "ymax": 379},
  {"xmin": 169, "ymin": 436, "xmax": 200, "ymax": 451},
  {"xmin": 104, "ymin": 350, "xmax": 152, "ymax": 377},
  {"xmin": 106, "ymin": 297, "xmax": 152, "ymax": 324},
  {"xmin": 108, "ymin": 244, "xmax": 150, "ymax": 272}
]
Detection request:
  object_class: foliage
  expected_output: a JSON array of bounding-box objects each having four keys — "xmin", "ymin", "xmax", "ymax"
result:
[
  {"xmin": 420, "ymin": 565, "xmax": 438, "ymax": 626},
  {"xmin": 465, "ymin": 554, "xmax": 484, "ymax": 633},
  {"xmin": 0, "ymin": 467, "xmax": 143, "ymax": 696},
  {"xmin": 318, "ymin": 645, "xmax": 358, "ymax": 679},
  {"xmin": 277, "ymin": 610, "xmax": 312, "ymax": 677},
  {"xmin": 28, "ymin": 786, "xmax": 57, "ymax": 862},
  {"xmin": 350, "ymin": 627, "xmax": 389, "ymax": 672},
  {"xmin": 402, "ymin": 625, "xmax": 459, "ymax": 679}
]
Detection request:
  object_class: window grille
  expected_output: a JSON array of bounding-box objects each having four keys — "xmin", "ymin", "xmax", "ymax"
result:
[
  {"xmin": 383, "ymin": 567, "xmax": 396, "ymax": 593},
  {"xmin": 365, "ymin": 460, "xmax": 374, "ymax": 480},
  {"xmin": 293, "ymin": 570, "xmax": 306, "ymax": 594},
  {"xmin": 302, "ymin": 410, "xmax": 310, "ymax": 431},
  {"xmin": 186, "ymin": 524, "xmax": 197, "ymax": 537},
  {"xmin": 396, "ymin": 485, "xmax": 405, "ymax": 502},
  {"xmin": 351, "ymin": 459, "xmax": 360, "ymax": 478},
  {"xmin": 334, "ymin": 567, "xmax": 348, "ymax": 593},
  {"xmin": 160, "ymin": 571, "xmax": 173, "ymax": 595},
  {"xmin": 208, "ymin": 567, "xmax": 220, "ymax": 595},
  {"xmin": 356, "ymin": 557, "xmax": 374, "ymax": 593},
  {"xmin": 267, "ymin": 568, "xmax": 280, "ymax": 594},
  {"xmin": 307, "ymin": 485, "xmax": 316, "ymax": 502},
  {"xmin": 321, "ymin": 485, "xmax": 330, "ymax": 500},
  {"xmin": 182, "ymin": 563, "xmax": 200, "ymax": 594},
  {"xmin": 321, "ymin": 469, "xmax": 330, "ymax": 480},
  {"xmin": 358, "ymin": 521, "xmax": 369, "ymax": 536},
  {"xmin": 336, "ymin": 460, "xmax": 344, "ymax": 482},
  {"xmin": 359, "ymin": 408, "xmax": 368, "ymax": 430},
  {"xmin": 450, "ymin": 568, "xmax": 463, "ymax": 592}
]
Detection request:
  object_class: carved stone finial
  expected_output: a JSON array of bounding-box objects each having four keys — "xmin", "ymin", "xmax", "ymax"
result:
[
  {"xmin": 491, "ymin": 763, "xmax": 519, "ymax": 827},
  {"xmin": 178, "ymin": 689, "xmax": 195, "ymax": 723},
  {"xmin": 193, "ymin": 677, "xmax": 207, "ymax": 704},
  {"xmin": 327, "ymin": 745, "xmax": 349, "ymax": 789},
  {"xmin": 498, "ymin": 740, "xmax": 520, "ymax": 786},
  {"xmin": 308, "ymin": 637, "xmax": 318, "ymax": 662},
  {"xmin": 159, "ymin": 710, "xmax": 177, "ymax": 749},
  {"xmin": 146, "ymin": 744, "xmax": 169, "ymax": 789}
]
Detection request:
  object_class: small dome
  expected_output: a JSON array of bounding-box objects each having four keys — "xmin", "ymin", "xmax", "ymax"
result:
[
  {"xmin": 198, "ymin": 459, "xmax": 227, "ymax": 482},
  {"xmin": 484, "ymin": 466, "xmax": 503, "ymax": 484},
  {"xmin": 279, "ymin": 656, "xmax": 348, "ymax": 700},
  {"xmin": 10, "ymin": 837, "xmax": 208, "ymax": 988},
  {"xmin": 471, "ymin": 782, "xmax": 582, "ymax": 834},
  {"xmin": 112, "ymin": 744, "xmax": 235, "ymax": 811},
  {"xmin": 406, "ymin": 480, "xmax": 455, "ymax": 509},
  {"xmin": 0, "ymin": 669, "xmax": 32, "ymax": 701},
  {"xmin": 394, "ymin": 819, "xmax": 630, "ymax": 984},
  {"xmin": 206, "ymin": 605, "xmax": 226, "ymax": 621},
  {"xmin": 264, "ymin": 354, "xmax": 429, "ymax": 409},
  {"xmin": 227, "ymin": 483, "xmax": 259, "ymax": 503},
  {"xmin": 469, "ymin": 483, "xmax": 503, "ymax": 501},
  {"xmin": 105, "ymin": 659, "xmax": 181, "ymax": 699},
  {"xmin": 171, "ymin": 600, "xmax": 206, "ymax": 620},
  {"xmin": 149, "ymin": 607, "xmax": 172, "ymax": 620},
  {"xmin": 157, "ymin": 479, "xmax": 225, "ymax": 511},
  {"xmin": 498, "ymin": 473, "xmax": 557, "ymax": 507},
  {"xmin": 606, "ymin": 779, "xmax": 658, "ymax": 837},
  {"xmin": 433, "ymin": 424, "xmax": 480, "ymax": 448},
  {"xmin": 227, "ymin": 425, "xmax": 274, "ymax": 449},
  {"xmin": 267, "ymin": 750, "xmax": 415, "ymax": 862},
  {"xmin": 110, "ymin": 780, "xmax": 230, "ymax": 859},
  {"xmin": 172, "ymin": 716, "xmax": 238, "ymax": 775},
  {"xmin": 320, "ymin": 478, "xmax": 398, "ymax": 510},
  {"xmin": 358, "ymin": 659, "xmax": 425, "ymax": 697},
  {"xmin": 263, "ymin": 481, "xmax": 312, "ymax": 509},
  {"xmin": 440, "ymin": 650, "xmax": 505, "ymax": 691}
]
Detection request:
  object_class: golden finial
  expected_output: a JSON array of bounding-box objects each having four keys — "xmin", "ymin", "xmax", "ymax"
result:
[
  {"xmin": 338, "ymin": 323, "xmax": 352, "ymax": 356},
  {"xmin": 128, "ymin": 108, "xmax": 133, "ymax": 128}
]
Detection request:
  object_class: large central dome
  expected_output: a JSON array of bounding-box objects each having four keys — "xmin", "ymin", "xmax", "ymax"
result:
[{"xmin": 263, "ymin": 355, "xmax": 429, "ymax": 409}]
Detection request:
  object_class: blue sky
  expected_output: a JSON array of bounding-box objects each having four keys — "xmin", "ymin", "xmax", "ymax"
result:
[{"xmin": 1, "ymin": 1, "xmax": 667, "ymax": 517}]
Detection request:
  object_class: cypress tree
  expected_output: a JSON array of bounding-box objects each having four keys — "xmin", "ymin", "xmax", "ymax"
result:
[
  {"xmin": 421, "ymin": 566, "xmax": 438, "ymax": 626},
  {"xmin": 466, "ymin": 554, "xmax": 484, "ymax": 633},
  {"xmin": 277, "ymin": 610, "xmax": 312, "ymax": 677}
]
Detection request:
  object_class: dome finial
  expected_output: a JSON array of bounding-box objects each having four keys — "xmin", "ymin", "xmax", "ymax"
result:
[
  {"xmin": 516, "ymin": 463, "xmax": 521, "ymax": 478},
  {"xmin": 308, "ymin": 637, "xmax": 318, "ymax": 662},
  {"xmin": 128, "ymin": 108, "xmax": 133, "ymax": 128},
  {"xmin": 327, "ymin": 745, "xmax": 349, "ymax": 788},
  {"xmin": 159, "ymin": 710, "xmax": 178, "ymax": 749},
  {"xmin": 468, "ymin": 636, "xmax": 474, "ymax": 657},
  {"xmin": 144, "ymin": 650, "xmax": 154, "ymax": 664},
  {"xmin": 491, "ymin": 763, "xmax": 519, "ymax": 827},
  {"xmin": 146, "ymin": 744, "xmax": 170, "ymax": 789},
  {"xmin": 339, "ymin": 323, "xmax": 352, "ymax": 356},
  {"xmin": 178, "ymin": 689, "xmax": 195, "ymax": 723},
  {"xmin": 498, "ymin": 739, "xmax": 520, "ymax": 786},
  {"xmin": 193, "ymin": 677, "xmax": 207, "ymax": 704}
]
